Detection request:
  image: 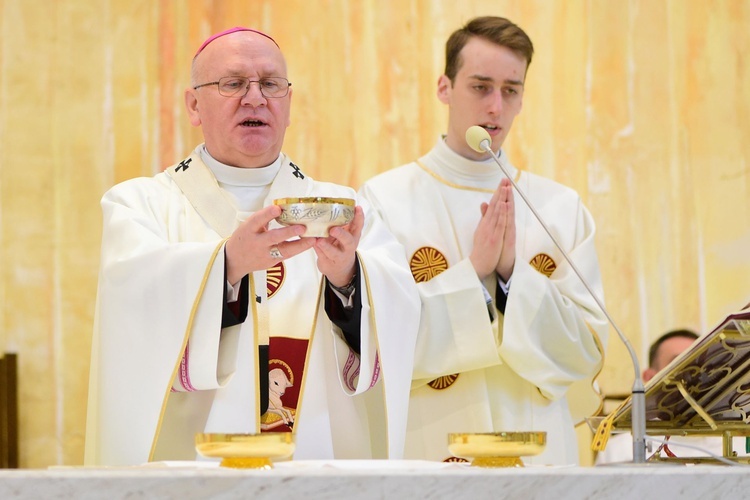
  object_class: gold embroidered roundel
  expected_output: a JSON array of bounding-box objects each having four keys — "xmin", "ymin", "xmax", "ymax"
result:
[
  {"xmin": 267, "ymin": 262, "xmax": 286, "ymax": 299},
  {"xmin": 410, "ymin": 246, "xmax": 449, "ymax": 283},
  {"xmin": 530, "ymin": 253, "xmax": 556, "ymax": 277},
  {"xmin": 428, "ymin": 374, "xmax": 459, "ymax": 390}
]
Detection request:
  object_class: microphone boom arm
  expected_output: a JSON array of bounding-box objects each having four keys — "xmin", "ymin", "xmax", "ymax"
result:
[{"xmin": 467, "ymin": 127, "xmax": 647, "ymax": 464}]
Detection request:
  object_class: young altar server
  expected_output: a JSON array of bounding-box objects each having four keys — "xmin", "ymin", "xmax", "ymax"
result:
[{"xmin": 359, "ymin": 16, "xmax": 608, "ymax": 465}]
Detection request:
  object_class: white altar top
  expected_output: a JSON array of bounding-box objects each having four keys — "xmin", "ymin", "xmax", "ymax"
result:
[{"xmin": 1, "ymin": 460, "xmax": 749, "ymax": 499}]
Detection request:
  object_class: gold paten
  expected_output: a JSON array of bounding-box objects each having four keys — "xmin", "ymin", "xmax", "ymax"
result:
[
  {"xmin": 195, "ymin": 433, "xmax": 295, "ymax": 469},
  {"xmin": 448, "ymin": 431, "xmax": 546, "ymax": 468},
  {"xmin": 273, "ymin": 197, "xmax": 355, "ymax": 237}
]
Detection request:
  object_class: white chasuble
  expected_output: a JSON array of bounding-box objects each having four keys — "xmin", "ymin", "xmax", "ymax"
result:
[
  {"xmin": 85, "ymin": 147, "xmax": 419, "ymax": 466},
  {"xmin": 359, "ymin": 138, "xmax": 608, "ymax": 465}
]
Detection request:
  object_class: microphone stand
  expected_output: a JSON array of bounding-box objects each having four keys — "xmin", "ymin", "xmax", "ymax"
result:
[{"xmin": 466, "ymin": 127, "xmax": 647, "ymax": 464}]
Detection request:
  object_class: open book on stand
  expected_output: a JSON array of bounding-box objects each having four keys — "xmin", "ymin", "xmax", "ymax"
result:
[{"xmin": 591, "ymin": 309, "xmax": 750, "ymax": 463}]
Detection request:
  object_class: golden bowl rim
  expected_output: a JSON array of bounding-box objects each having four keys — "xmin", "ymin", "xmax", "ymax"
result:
[
  {"xmin": 273, "ymin": 197, "xmax": 355, "ymax": 206},
  {"xmin": 447, "ymin": 432, "xmax": 547, "ymax": 460},
  {"xmin": 194, "ymin": 433, "xmax": 296, "ymax": 461},
  {"xmin": 448, "ymin": 431, "xmax": 547, "ymax": 444},
  {"xmin": 195, "ymin": 432, "xmax": 294, "ymax": 445}
]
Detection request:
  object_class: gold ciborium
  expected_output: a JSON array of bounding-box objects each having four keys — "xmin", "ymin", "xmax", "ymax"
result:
[
  {"xmin": 274, "ymin": 197, "xmax": 355, "ymax": 237},
  {"xmin": 448, "ymin": 432, "xmax": 547, "ymax": 468},
  {"xmin": 195, "ymin": 433, "xmax": 295, "ymax": 469}
]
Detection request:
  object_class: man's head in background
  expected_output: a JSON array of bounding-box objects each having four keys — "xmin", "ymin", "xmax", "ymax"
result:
[{"xmin": 643, "ymin": 329, "xmax": 699, "ymax": 381}]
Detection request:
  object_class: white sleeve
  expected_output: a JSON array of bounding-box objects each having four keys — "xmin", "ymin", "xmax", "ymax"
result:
[
  {"xmin": 412, "ymin": 258, "xmax": 502, "ymax": 384},
  {"xmin": 499, "ymin": 198, "xmax": 607, "ymax": 402}
]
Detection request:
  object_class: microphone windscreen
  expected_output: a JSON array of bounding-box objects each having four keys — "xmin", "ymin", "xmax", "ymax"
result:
[{"xmin": 465, "ymin": 126, "xmax": 491, "ymax": 153}]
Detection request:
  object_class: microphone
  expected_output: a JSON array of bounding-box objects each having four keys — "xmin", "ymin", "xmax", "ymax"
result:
[
  {"xmin": 466, "ymin": 125, "xmax": 493, "ymax": 156},
  {"xmin": 465, "ymin": 125, "xmax": 647, "ymax": 464}
]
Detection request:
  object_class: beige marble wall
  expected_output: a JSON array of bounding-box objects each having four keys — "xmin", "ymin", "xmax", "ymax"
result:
[{"xmin": 0, "ymin": 0, "xmax": 747, "ymax": 467}]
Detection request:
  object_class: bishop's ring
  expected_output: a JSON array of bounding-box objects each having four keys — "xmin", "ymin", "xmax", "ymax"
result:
[{"xmin": 270, "ymin": 245, "xmax": 283, "ymax": 260}]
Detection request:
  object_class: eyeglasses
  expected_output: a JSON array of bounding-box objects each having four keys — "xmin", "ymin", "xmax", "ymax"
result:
[{"xmin": 193, "ymin": 76, "xmax": 292, "ymax": 98}]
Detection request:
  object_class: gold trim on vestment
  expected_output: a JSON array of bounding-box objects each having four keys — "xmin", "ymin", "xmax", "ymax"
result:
[
  {"xmin": 359, "ymin": 256, "xmax": 388, "ymax": 458},
  {"xmin": 249, "ymin": 273, "xmax": 261, "ymax": 434},
  {"xmin": 287, "ymin": 277, "xmax": 325, "ymax": 457},
  {"xmin": 415, "ymin": 160, "xmax": 522, "ymax": 192},
  {"xmin": 584, "ymin": 320, "xmax": 606, "ymax": 420},
  {"xmin": 149, "ymin": 238, "xmax": 228, "ymax": 461}
]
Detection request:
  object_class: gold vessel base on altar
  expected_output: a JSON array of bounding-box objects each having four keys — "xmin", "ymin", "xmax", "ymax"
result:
[
  {"xmin": 195, "ymin": 433, "xmax": 295, "ymax": 469},
  {"xmin": 273, "ymin": 197, "xmax": 355, "ymax": 237},
  {"xmin": 448, "ymin": 432, "xmax": 547, "ymax": 468}
]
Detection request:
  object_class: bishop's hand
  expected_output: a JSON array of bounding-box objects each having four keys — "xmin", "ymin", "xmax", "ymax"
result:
[
  {"xmin": 312, "ymin": 205, "xmax": 364, "ymax": 287},
  {"xmin": 225, "ymin": 205, "xmax": 315, "ymax": 285}
]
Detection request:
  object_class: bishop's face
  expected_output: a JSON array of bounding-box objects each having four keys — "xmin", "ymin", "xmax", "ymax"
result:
[
  {"xmin": 438, "ymin": 37, "xmax": 527, "ymax": 161},
  {"xmin": 185, "ymin": 31, "xmax": 292, "ymax": 168}
]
